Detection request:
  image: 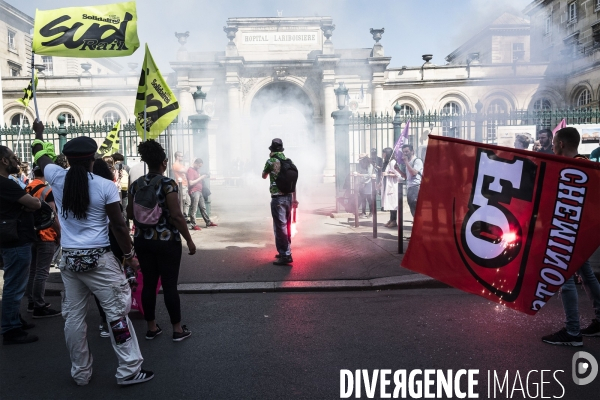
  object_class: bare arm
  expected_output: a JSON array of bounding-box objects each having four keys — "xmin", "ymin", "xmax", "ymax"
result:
[
  {"xmin": 48, "ymin": 201, "xmax": 61, "ymax": 240},
  {"xmin": 188, "ymin": 175, "xmax": 205, "ymax": 186},
  {"xmin": 17, "ymin": 194, "xmax": 41, "ymax": 211},
  {"xmin": 126, "ymin": 192, "xmax": 133, "ymax": 221},
  {"xmin": 165, "ymin": 192, "xmax": 196, "ymax": 255},
  {"xmin": 106, "ymin": 202, "xmax": 138, "ymax": 269},
  {"xmin": 31, "ymin": 120, "xmax": 54, "ymax": 175}
]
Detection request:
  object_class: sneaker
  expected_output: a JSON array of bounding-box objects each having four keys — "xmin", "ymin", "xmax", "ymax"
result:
[
  {"xmin": 383, "ymin": 220, "xmax": 392, "ymax": 227},
  {"xmin": 117, "ymin": 369, "xmax": 154, "ymax": 386},
  {"xmin": 20, "ymin": 315, "xmax": 35, "ymax": 330},
  {"xmin": 359, "ymin": 213, "xmax": 367, "ymax": 219},
  {"xmin": 581, "ymin": 319, "xmax": 600, "ymax": 337},
  {"xmin": 99, "ymin": 323, "xmax": 110, "ymax": 338},
  {"xmin": 206, "ymin": 222, "xmax": 218, "ymax": 227},
  {"xmin": 3, "ymin": 329, "xmax": 39, "ymax": 345},
  {"xmin": 191, "ymin": 225, "xmax": 201, "ymax": 231},
  {"xmin": 542, "ymin": 328, "xmax": 583, "ymax": 346},
  {"xmin": 32, "ymin": 308, "xmax": 61, "ymax": 319},
  {"xmin": 145, "ymin": 325, "xmax": 163, "ymax": 340},
  {"xmin": 387, "ymin": 221, "xmax": 398, "ymax": 228},
  {"xmin": 273, "ymin": 255, "xmax": 293, "ymax": 265},
  {"xmin": 172, "ymin": 325, "xmax": 191, "ymax": 342},
  {"xmin": 27, "ymin": 302, "xmax": 50, "ymax": 313}
]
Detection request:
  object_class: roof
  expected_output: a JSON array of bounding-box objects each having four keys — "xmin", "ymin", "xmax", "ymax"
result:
[{"xmin": 0, "ymin": 0, "xmax": 34, "ymax": 30}]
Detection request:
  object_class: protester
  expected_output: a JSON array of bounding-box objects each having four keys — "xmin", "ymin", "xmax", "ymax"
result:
[
  {"xmin": 380, "ymin": 147, "xmax": 401, "ymax": 228},
  {"xmin": 541, "ymin": 127, "xmax": 600, "ymax": 346},
  {"xmin": 370, "ymin": 147, "xmax": 383, "ymax": 183},
  {"xmin": 32, "ymin": 120, "xmax": 153, "ymax": 386},
  {"xmin": 398, "ymin": 144, "xmax": 423, "ymax": 218},
  {"xmin": 589, "ymin": 145, "xmax": 600, "ymax": 162},
  {"xmin": 186, "ymin": 158, "xmax": 217, "ymax": 230},
  {"xmin": 0, "ymin": 146, "xmax": 40, "ymax": 345},
  {"xmin": 127, "ymin": 140, "xmax": 195, "ymax": 342},
  {"xmin": 262, "ymin": 138, "xmax": 294, "ymax": 265},
  {"xmin": 172, "ymin": 151, "xmax": 190, "ymax": 219},
  {"xmin": 356, "ymin": 153, "xmax": 373, "ymax": 218},
  {"xmin": 24, "ymin": 166, "xmax": 61, "ymax": 318},
  {"xmin": 111, "ymin": 153, "xmax": 130, "ymax": 224},
  {"xmin": 55, "ymin": 154, "xmax": 69, "ymax": 169},
  {"xmin": 535, "ymin": 129, "xmax": 554, "ymax": 154},
  {"xmin": 514, "ymin": 133, "xmax": 533, "ymax": 150}
]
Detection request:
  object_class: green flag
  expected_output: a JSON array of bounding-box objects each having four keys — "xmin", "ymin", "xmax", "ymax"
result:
[
  {"xmin": 17, "ymin": 71, "xmax": 38, "ymax": 108},
  {"xmin": 32, "ymin": 2, "xmax": 139, "ymax": 57},
  {"xmin": 97, "ymin": 120, "xmax": 121, "ymax": 156},
  {"xmin": 134, "ymin": 44, "xmax": 180, "ymax": 140}
]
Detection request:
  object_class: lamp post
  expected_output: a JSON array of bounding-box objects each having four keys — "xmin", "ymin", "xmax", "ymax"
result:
[
  {"xmin": 331, "ymin": 82, "xmax": 352, "ymax": 212},
  {"xmin": 57, "ymin": 114, "xmax": 67, "ymax": 153},
  {"xmin": 188, "ymin": 86, "xmax": 212, "ymax": 216}
]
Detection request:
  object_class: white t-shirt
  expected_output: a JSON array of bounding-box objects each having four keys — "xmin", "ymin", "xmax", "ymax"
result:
[{"xmin": 45, "ymin": 163, "xmax": 121, "ymax": 249}]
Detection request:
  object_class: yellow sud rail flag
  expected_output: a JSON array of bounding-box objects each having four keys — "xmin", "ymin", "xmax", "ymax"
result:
[
  {"xmin": 134, "ymin": 44, "xmax": 180, "ymax": 140},
  {"xmin": 97, "ymin": 120, "xmax": 121, "ymax": 156},
  {"xmin": 17, "ymin": 71, "xmax": 38, "ymax": 108},
  {"xmin": 32, "ymin": 2, "xmax": 139, "ymax": 57}
]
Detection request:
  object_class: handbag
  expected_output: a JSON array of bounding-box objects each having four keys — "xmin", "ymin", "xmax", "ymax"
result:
[{"xmin": 0, "ymin": 209, "xmax": 23, "ymax": 244}]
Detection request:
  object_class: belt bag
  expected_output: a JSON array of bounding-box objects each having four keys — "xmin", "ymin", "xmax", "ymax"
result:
[{"xmin": 62, "ymin": 247, "xmax": 110, "ymax": 272}]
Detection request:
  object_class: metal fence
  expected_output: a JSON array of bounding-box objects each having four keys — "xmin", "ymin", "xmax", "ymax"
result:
[
  {"xmin": 348, "ymin": 108, "xmax": 600, "ymax": 164},
  {"xmin": 0, "ymin": 119, "xmax": 196, "ymax": 166}
]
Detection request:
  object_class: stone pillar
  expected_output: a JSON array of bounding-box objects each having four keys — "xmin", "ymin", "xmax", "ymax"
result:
[
  {"xmin": 0, "ymin": 74, "xmax": 4, "ymax": 126},
  {"xmin": 371, "ymin": 83, "xmax": 384, "ymax": 115},
  {"xmin": 178, "ymin": 88, "xmax": 195, "ymax": 123},
  {"xmin": 322, "ymin": 81, "xmax": 336, "ymax": 182},
  {"xmin": 227, "ymin": 80, "xmax": 243, "ymax": 160},
  {"xmin": 332, "ymin": 109, "xmax": 352, "ymax": 212}
]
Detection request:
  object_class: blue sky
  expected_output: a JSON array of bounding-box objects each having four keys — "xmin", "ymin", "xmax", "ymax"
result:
[{"xmin": 8, "ymin": 0, "xmax": 533, "ymax": 71}]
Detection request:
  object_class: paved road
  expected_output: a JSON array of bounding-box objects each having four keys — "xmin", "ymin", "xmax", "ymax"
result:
[{"xmin": 2, "ymin": 288, "xmax": 599, "ymax": 399}]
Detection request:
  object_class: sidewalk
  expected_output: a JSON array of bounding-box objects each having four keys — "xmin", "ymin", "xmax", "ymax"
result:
[{"xmin": 40, "ymin": 180, "xmax": 438, "ymax": 295}]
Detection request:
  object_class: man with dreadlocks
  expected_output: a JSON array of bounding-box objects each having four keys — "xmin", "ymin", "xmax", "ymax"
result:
[{"xmin": 31, "ymin": 120, "xmax": 153, "ymax": 386}]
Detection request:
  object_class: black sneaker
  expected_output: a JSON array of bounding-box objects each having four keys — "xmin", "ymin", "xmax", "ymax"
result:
[
  {"xmin": 117, "ymin": 369, "xmax": 154, "ymax": 386},
  {"xmin": 20, "ymin": 315, "xmax": 35, "ymax": 330},
  {"xmin": 27, "ymin": 302, "xmax": 50, "ymax": 313},
  {"xmin": 273, "ymin": 255, "xmax": 293, "ymax": 265},
  {"xmin": 542, "ymin": 328, "xmax": 583, "ymax": 346},
  {"xmin": 581, "ymin": 319, "xmax": 600, "ymax": 337},
  {"xmin": 32, "ymin": 308, "xmax": 61, "ymax": 319},
  {"xmin": 3, "ymin": 329, "xmax": 39, "ymax": 345},
  {"xmin": 145, "ymin": 325, "xmax": 163, "ymax": 340},
  {"xmin": 172, "ymin": 325, "xmax": 191, "ymax": 342}
]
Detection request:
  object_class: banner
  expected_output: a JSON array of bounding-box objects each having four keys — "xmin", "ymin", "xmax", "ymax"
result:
[
  {"xmin": 97, "ymin": 120, "xmax": 121, "ymax": 156},
  {"xmin": 134, "ymin": 44, "xmax": 180, "ymax": 140},
  {"xmin": 402, "ymin": 136, "xmax": 600, "ymax": 315},
  {"xmin": 393, "ymin": 120, "xmax": 410, "ymax": 165},
  {"xmin": 17, "ymin": 71, "xmax": 38, "ymax": 108},
  {"xmin": 32, "ymin": 2, "xmax": 139, "ymax": 57}
]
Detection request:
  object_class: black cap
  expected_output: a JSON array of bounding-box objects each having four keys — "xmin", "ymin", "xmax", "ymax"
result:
[
  {"xmin": 269, "ymin": 138, "xmax": 284, "ymax": 152},
  {"xmin": 63, "ymin": 136, "xmax": 98, "ymax": 158}
]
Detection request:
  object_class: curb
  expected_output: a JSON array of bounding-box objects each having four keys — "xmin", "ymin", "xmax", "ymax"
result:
[{"xmin": 43, "ymin": 274, "xmax": 449, "ymax": 296}]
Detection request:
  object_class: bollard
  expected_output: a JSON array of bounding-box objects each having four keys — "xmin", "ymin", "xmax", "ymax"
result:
[
  {"xmin": 398, "ymin": 181, "xmax": 404, "ymax": 254},
  {"xmin": 372, "ymin": 175, "xmax": 378, "ymax": 238},
  {"xmin": 353, "ymin": 173, "xmax": 360, "ymax": 228}
]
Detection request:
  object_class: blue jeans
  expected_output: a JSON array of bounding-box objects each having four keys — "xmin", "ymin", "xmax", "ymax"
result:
[
  {"xmin": 26, "ymin": 241, "xmax": 56, "ymax": 308},
  {"xmin": 561, "ymin": 260, "xmax": 600, "ymax": 336},
  {"xmin": 1, "ymin": 244, "xmax": 32, "ymax": 335},
  {"xmin": 270, "ymin": 195, "xmax": 292, "ymax": 256}
]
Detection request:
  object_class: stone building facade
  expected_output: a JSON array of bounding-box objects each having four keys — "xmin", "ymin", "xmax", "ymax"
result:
[{"xmin": 1, "ymin": 1, "xmax": 599, "ymax": 177}]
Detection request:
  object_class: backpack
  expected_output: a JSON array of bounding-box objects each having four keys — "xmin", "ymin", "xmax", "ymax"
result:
[
  {"xmin": 273, "ymin": 156, "xmax": 298, "ymax": 194},
  {"xmin": 26, "ymin": 184, "xmax": 56, "ymax": 231},
  {"xmin": 132, "ymin": 175, "xmax": 164, "ymax": 229}
]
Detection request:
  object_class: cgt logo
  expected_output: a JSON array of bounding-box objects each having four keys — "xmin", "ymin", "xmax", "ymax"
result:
[
  {"xmin": 572, "ymin": 351, "xmax": 598, "ymax": 385},
  {"xmin": 455, "ymin": 149, "xmax": 539, "ymax": 302}
]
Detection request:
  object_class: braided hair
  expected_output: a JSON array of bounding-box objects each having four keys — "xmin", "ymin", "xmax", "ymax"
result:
[
  {"xmin": 61, "ymin": 156, "xmax": 94, "ymax": 220},
  {"xmin": 138, "ymin": 140, "xmax": 166, "ymax": 169}
]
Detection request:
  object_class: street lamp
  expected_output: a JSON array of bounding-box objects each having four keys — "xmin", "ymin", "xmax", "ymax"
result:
[
  {"xmin": 192, "ymin": 86, "xmax": 206, "ymax": 114},
  {"xmin": 334, "ymin": 82, "xmax": 349, "ymax": 110}
]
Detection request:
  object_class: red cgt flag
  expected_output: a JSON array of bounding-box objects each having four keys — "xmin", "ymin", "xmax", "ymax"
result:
[{"xmin": 402, "ymin": 136, "xmax": 600, "ymax": 315}]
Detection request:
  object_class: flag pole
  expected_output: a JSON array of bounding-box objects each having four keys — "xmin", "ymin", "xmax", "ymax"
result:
[
  {"xmin": 143, "ymin": 104, "xmax": 147, "ymax": 175},
  {"xmin": 31, "ymin": 52, "xmax": 39, "ymax": 120},
  {"xmin": 15, "ymin": 107, "xmax": 27, "ymax": 161}
]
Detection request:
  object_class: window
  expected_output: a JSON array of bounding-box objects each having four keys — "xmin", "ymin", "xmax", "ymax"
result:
[
  {"xmin": 545, "ymin": 16, "xmax": 552, "ymax": 35},
  {"xmin": 102, "ymin": 111, "xmax": 119, "ymax": 125},
  {"xmin": 63, "ymin": 113, "xmax": 76, "ymax": 125},
  {"xmin": 398, "ymin": 104, "xmax": 414, "ymax": 116},
  {"xmin": 10, "ymin": 67, "xmax": 20, "ymax": 76},
  {"xmin": 512, "ymin": 43, "xmax": 525, "ymax": 62},
  {"xmin": 42, "ymin": 56, "xmax": 53, "ymax": 76},
  {"xmin": 441, "ymin": 102, "xmax": 461, "ymax": 137},
  {"xmin": 596, "ymin": 0, "xmax": 600, "ymax": 11},
  {"xmin": 568, "ymin": 2, "xmax": 577, "ymax": 23},
  {"xmin": 577, "ymin": 89, "xmax": 591, "ymax": 107},
  {"xmin": 11, "ymin": 114, "xmax": 29, "ymax": 127},
  {"xmin": 486, "ymin": 100, "xmax": 507, "ymax": 142},
  {"xmin": 7, "ymin": 30, "xmax": 16, "ymax": 50}
]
